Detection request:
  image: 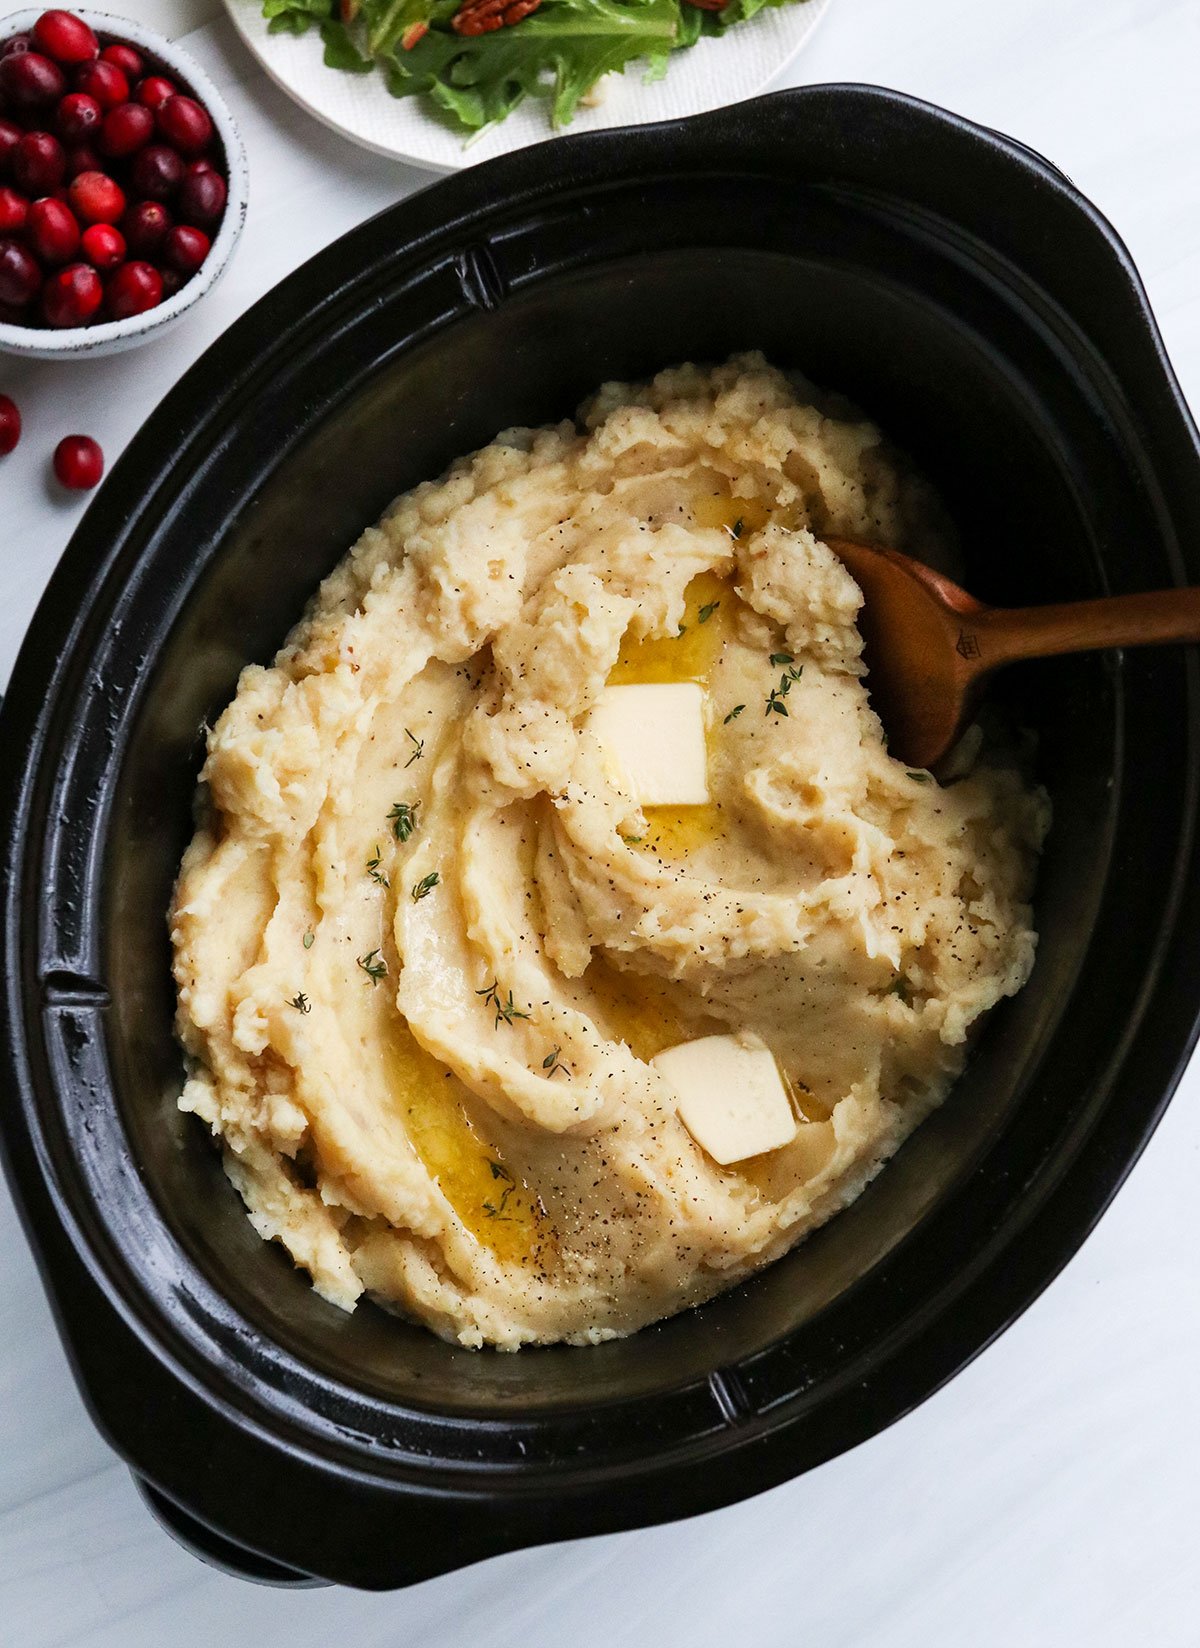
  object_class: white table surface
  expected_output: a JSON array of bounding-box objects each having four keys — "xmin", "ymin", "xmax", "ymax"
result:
[{"xmin": 2, "ymin": 0, "xmax": 1199, "ymax": 1640}]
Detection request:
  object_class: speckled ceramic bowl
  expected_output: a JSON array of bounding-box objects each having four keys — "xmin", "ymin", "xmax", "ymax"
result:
[{"xmin": 0, "ymin": 8, "xmax": 247, "ymax": 359}]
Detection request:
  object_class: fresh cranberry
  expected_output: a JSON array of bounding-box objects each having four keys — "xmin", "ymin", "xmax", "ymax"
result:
[
  {"xmin": 184, "ymin": 155, "xmax": 214, "ymax": 176},
  {"xmin": 130, "ymin": 142, "xmax": 183, "ymax": 200},
  {"xmin": 0, "ymin": 236, "xmax": 42, "ymax": 306},
  {"xmin": 12, "ymin": 131, "xmax": 65, "ymax": 195},
  {"xmin": 32, "ymin": 11, "xmax": 99, "ymax": 66},
  {"xmin": 68, "ymin": 169, "xmax": 124, "ymax": 223},
  {"xmin": 55, "ymin": 90, "xmax": 101, "ymax": 142},
  {"xmin": 177, "ymin": 165, "xmax": 224, "ymax": 227},
  {"xmin": 106, "ymin": 257, "xmax": 161, "ymax": 318},
  {"xmin": 122, "ymin": 198, "xmax": 169, "ymax": 256},
  {"xmin": 42, "ymin": 259, "xmax": 101, "ymax": 325},
  {"xmin": 0, "ymin": 186, "xmax": 27, "ymax": 232},
  {"xmin": 0, "ymin": 49, "xmax": 67, "ymax": 109},
  {"xmin": 0, "ymin": 117, "xmax": 21, "ymax": 172},
  {"xmin": 73, "ymin": 58, "xmax": 126, "ymax": 110},
  {"xmin": 80, "ymin": 219, "xmax": 123, "ymax": 268},
  {"xmin": 0, "ymin": 32, "xmax": 35, "ymax": 57},
  {"xmin": 156, "ymin": 95, "xmax": 211, "ymax": 156},
  {"xmin": 159, "ymin": 265, "xmax": 183, "ymax": 298},
  {"xmin": 134, "ymin": 74, "xmax": 175, "ymax": 110},
  {"xmin": 64, "ymin": 141, "xmax": 100, "ymax": 178},
  {"xmin": 0, "ymin": 392, "xmax": 19, "ymax": 453},
  {"xmin": 99, "ymin": 100, "xmax": 152, "ymax": 158},
  {"xmin": 162, "ymin": 222, "xmax": 208, "ymax": 275},
  {"xmin": 100, "ymin": 42, "xmax": 142, "ymax": 80},
  {"xmin": 27, "ymin": 195, "xmax": 79, "ymax": 263},
  {"xmin": 53, "ymin": 433, "xmax": 103, "ymax": 489}
]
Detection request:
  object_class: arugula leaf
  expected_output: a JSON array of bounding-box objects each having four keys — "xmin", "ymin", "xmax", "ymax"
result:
[
  {"xmin": 263, "ymin": 0, "xmax": 334, "ymax": 34},
  {"xmin": 321, "ymin": 16, "xmax": 375, "ymax": 68}
]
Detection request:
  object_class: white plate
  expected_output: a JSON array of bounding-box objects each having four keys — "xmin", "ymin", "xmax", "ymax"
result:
[{"xmin": 223, "ymin": 0, "xmax": 832, "ymax": 172}]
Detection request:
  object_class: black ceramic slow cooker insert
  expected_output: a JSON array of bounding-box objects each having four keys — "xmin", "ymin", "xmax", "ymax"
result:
[{"xmin": 2, "ymin": 85, "xmax": 1199, "ymax": 1589}]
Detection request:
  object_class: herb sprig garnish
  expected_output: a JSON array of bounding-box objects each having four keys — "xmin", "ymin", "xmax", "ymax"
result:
[
  {"xmin": 723, "ymin": 704, "xmax": 745, "ymax": 724},
  {"xmin": 388, "ymin": 801, "xmax": 418, "ymax": 842},
  {"xmin": 358, "ymin": 950, "xmax": 387, "ymax": 984},
  {"xmin": 542, "ymin": 1046, "xmax": 571, "ymax": 1078},
  {"xmin": 403, "ymin": 728, "xmax": 424, "ymax": 768},
  {"xmin": 366, "ymin": 844, "xmax": 390, "ymax": 887},
  {"xmin": 288, "ymin": 992, "xmax": 311, "ymax": 1014},
  {"xmin": 698, "ymin": 601, "xmax": 719, "ymax": 625},
  {"xmin": 411, "ymin": 871, "xmax": 439, "ymax": 901},
  {"xmin": 483, "ymin": 1159, "xmax": 516, "ymax": 1221},
  {"xmin": 765, "ymin": 656, "xmax": 803, "ymax": 717},
  {"xmin": 476, "ymin": 979, "xmax": 531, "ymax": 1029}
]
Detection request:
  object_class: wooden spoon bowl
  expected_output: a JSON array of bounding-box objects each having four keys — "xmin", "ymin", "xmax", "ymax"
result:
[{"xmin": 826, "ymin": 537, "xmax": 1200, "ymax": 770}]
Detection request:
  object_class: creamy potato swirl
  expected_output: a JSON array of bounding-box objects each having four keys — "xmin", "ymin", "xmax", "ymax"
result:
[{"xmin": 171, "ymin": 357, "xmax": 1046, "ymax": 1348}]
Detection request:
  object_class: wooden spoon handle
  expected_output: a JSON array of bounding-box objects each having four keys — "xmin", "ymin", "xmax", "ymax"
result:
[{"xmin": 973, "ymin": 587, "xmax": 1200, "ymax": 670}]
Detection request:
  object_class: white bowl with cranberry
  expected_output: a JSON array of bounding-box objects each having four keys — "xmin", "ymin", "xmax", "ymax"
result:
[{"xmin": 0, "ymin": 7, "xmax": 246, "ymax": 357}]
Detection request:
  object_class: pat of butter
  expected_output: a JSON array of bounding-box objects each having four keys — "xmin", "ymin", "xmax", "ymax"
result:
[
  {"xmin": 590, "ymin": 683, "xmax": 709, "ymax": 807},
  {"xmin": 651, "ymin": 1034, "xmax": 798, "ymax": 1165}
]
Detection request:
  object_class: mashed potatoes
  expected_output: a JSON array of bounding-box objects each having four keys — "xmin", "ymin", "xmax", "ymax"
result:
[{"xmin": 171, "ymin": 356, "xmax": 1047, "ymax": 1349}]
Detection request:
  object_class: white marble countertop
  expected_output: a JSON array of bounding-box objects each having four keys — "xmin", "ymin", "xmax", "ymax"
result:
[{"xmin": 2, "ymin": 0, "xmax": 1199, "ymax": 1641}]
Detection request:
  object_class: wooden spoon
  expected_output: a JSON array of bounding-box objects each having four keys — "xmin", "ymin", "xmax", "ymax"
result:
[{"xmin": 825, "ymin": 536, "xmax": 1200, "ymax": 770}]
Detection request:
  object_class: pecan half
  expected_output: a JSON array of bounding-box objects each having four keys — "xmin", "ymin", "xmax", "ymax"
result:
[{"xmin": 452, "ymin": 0, "xmax": 542, "ymax": 36}]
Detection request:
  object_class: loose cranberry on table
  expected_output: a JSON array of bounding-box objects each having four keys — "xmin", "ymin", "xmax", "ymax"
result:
[
  {"xmin": 73, "ymin": 57, "xmax": 127, "ymax": 111},
  {"xmin": 0, "ymin": 393, "xmax": 20, "ymax": 454},
  {"xmin": 178, "ymin": 163, "xmax": 224, "ymax": 227},
  {"xmin": 134, "ymin": 74, "xmax": 174, "ymax": 111},
  {"xmin": 55, "ymin": 90, "xmax": 101, "ymax": 143},
  {"xmin": 122, "ymin": 199, "xmax": 169, "ymax": 257},
  {"xmin": 80, "ymin": 219, "xmax": 123, "ymax": 269},
  {"xmin": 0, "ymin": 186, "xmax": 28, "ymax": 232},
  {"xmin": 106, "ymin": 258, "xmax": 161, "ymax": 318},
  {"xmin": 53, "ymin": 432, "xmax": 103, "ymax": 489},
  {"xmin": 42, "ymin": 258, "xmax": 100, "ymax": 325},
  {"xmin": 0, "ymin": 49, "xmax": 67, "ymax": 110},
  {"xmin": 0, "ymin": 236, "xmax": 42, "ymax": 306},
  {"xmin": 32, "ymin": 10, "xmax": 98, "ymax": 66},
  {"xmin": 131, "ymin": 141, "xmax": 183, "ymax": 200},
  {"xmin": 99, "ymin": 42, "xmax": 142, "ymax": 81},
  {"xmin": 27, "ymin": 195, "xmax": 80, "ymax": 263},
  {"xmin": 12, "ymin": 130, "xmax": 65, "ymax": 194},
  {"xmin": 99, "ymin": 99, "xmax": 153, "ymax": 158},
  {"xmin": 68, "ymin": 168, "xmax": 123, "ymax": 224},
  {"xmin": 156, "ymin": 95, "xmax": 211, "ymax": 156}
]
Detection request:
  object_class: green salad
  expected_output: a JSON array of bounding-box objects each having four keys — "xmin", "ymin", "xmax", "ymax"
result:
[{"xmin": 261, "ymin": 0, "xmax": 808, "ymax": 136}]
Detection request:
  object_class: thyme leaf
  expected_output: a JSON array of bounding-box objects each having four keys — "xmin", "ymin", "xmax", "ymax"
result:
[
  {"xmin": 302, "ymin": 930, "xmax": 315, "ymax": 950},
  {"xmin": 698, "ymin": 601, "xmax": 719, "ymax": 624},
  {"xmin": 476, "ymin": 979, "xmax": 531, "ymax": 1029},
  {"xmin": 366, "ymin": 844, "xmax": 390, "ymax": 887},
  {"xmin": 388, "ymin": 801, "xmax": 418, "ymax": 842},
  {"xmin": 765, "ymin": 663, "xmax": 803, "ymax": 718},
  {"xmin": 411, "ymin": 871, "xmax": 439, "ymax": 901},
  {"xmin": 403, "ymin": 728, "xmax": 425, "ymax": 768},
  {"xmin": 731, "ymin": 517, "xmax": 745, "ymax": 539},
  {"xmin": 542, "ymin": 1046, "xmax": 571, "ymax": 1078},
  {"xmin": 357, "ymin": 950, "xmax": 386, "ymax": 985},
  {"xmin": 723, "ymin": 704, "xmax": 745, "ymax": 724},
  {"xmin": 906, "ymin": 770, "xmax": 932, "ymax": 784},
  {"xmin": 288, "ymin": 992, "xmax": 311, "ymax": 1014},
  {"xmin": 770, "ymin": 652, "xmax": 795, "ymax": 666}
]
